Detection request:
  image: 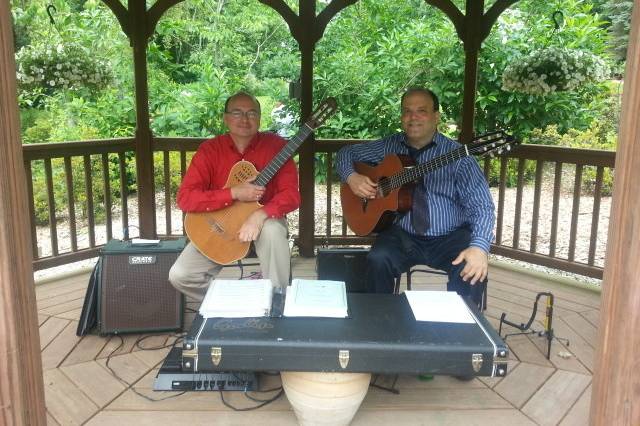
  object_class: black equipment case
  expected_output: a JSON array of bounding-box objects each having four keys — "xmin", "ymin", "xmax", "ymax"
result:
[
  {"xmin": 78, "ymin": 238, "xmax": 186, "ymax": 335},
  {"xmin": 182, "ymin": 293, "xmax": 508, "ymax": 377}
]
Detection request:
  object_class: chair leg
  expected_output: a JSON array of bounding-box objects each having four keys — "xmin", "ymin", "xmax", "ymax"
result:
[{"xmin": 482, "ymin": 281, "xmax": 488, "ymax": 311}]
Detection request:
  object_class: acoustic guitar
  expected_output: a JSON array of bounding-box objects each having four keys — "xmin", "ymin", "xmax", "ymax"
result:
[
  {"xmin": 340, "ymin": 131, "xmax": 518, "ymax": 236},
  {"xmin": 184, "ymin": 98, "xmax": 338, "ymax": 265}
]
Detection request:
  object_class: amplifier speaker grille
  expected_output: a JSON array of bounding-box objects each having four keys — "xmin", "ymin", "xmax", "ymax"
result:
[
  {"xmin": 316, "ymin": 248, "xmax": 370, "ymax": 293},
  {"xmin": 100, "ymin": 250, "xmax": 183, "ymax": 334}
]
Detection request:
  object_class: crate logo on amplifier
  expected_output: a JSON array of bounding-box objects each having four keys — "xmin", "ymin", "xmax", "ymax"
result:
[{"xmin": 128, "ymin": 255, "xmax": 157, "ymax": 265}]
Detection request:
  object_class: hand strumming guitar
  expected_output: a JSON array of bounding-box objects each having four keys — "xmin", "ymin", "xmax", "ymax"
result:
[
  {"xmin": 238, "ymin": 209, "xmax": 268, "ymax": 242},
  {"xmin": 346, "ymin": 172, "xmax": 378, "ymax": 199}
]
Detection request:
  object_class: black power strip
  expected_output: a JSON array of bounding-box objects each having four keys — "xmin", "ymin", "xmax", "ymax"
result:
[{"xmin": 153, "ymin": 347, "xmax": 258, "ymax": 392}]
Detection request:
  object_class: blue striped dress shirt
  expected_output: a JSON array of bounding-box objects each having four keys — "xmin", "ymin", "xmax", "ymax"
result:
[{"xmin": 336, "ymin": 132, "xmax": 495, "ymax": 252}]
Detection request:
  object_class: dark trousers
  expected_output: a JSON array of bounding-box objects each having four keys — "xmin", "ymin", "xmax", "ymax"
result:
[{"xmin": 366, "ymin": 225, "xmax": 486, "ymax": 306}]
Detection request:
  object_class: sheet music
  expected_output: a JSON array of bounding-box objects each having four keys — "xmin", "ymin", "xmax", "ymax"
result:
[
  {"xmin": 405, "ymin": 290, "xmax": 476, "ymax": 323},
  {"xmin": 283, "ymin": 279, "xmax": 348, "ymax": 318},
  {"xmin": 199, "ymin": 279, "xmax": 273, "ymax": 318}
]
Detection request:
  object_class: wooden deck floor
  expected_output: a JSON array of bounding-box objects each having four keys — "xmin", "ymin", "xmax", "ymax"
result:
[{"xmin": 37, "ymin": 257, "xmax": 601, "ymax": 425}]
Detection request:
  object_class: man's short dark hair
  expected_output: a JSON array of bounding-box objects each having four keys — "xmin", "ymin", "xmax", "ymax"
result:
[
  {"xmin": 401, "ymin": 87, "xmax": 439, "ymax": 112},
  {"xmin": 224, "ymin": 91, "xmax": 261, "ymax": 112}
]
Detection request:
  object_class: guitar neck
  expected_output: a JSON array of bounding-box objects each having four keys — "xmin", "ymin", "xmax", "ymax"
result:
[
  {"xmin": 254, "ymin": 125, "xmax": 313, "ymax": 187},
  {"xmin": 389, "ymin": 145, "xmax": 469, "ymax": 189}
]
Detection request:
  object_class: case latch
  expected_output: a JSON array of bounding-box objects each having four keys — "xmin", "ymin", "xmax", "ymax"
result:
[
  {"xmin": 182, "ymin": 342, "xmax": 198, "ymax": 370},
  {"xmin": 211, "ymin": 347, "xmax": 222, "ymax": 366},
  {"xmin": 338, "ymin": 350, "xmax": 350, "ymax": 369},
  {"xmin": 472, "ymin": 353, "xmax": 483, "ymax": 372}
]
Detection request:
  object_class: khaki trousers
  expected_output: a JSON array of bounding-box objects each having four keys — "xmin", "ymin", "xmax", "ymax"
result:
[{"xmin": 168, "ymin": 218, "xmax": 290, "ymax": 301}]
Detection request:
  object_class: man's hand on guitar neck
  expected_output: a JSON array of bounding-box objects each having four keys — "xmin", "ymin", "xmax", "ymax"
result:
[
  {"xmin": 347, "ymin": 173, "xmax": 378, "ymax": 199},
  {"xmin": 231, "ymin": 177, "xmax": 266, "ymax": 202},
  {"xmin": 452, "ymin": 246, "xmax": 488, "ymax": 285},
  {"xmin": 238, "ymin": 209, "xmax": 268, "ymax": 242}
]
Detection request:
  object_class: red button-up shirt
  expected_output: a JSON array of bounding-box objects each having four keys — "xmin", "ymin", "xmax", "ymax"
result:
[{"xmin": 177, "ymin": 132, "xmax": 300, "ymax": 218}]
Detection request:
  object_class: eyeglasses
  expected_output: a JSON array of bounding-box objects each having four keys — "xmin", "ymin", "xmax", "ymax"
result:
[
  {"xmin": 225, "ymin": 110, "xmax": 260, "ymax": 120},
  {"xmin": 401, "ymin": 108, "xmax": 434, "ymax": 118}
]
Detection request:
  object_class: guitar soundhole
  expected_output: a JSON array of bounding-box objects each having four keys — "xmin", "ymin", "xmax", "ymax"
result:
[{"xmin": 238, "ymin": 165, "xmax": 253, "ymax": 181}]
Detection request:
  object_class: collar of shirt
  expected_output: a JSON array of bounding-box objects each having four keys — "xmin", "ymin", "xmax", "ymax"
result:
[
  {"xmin": 223, "ymin": 132, "xmax": 261, "ymax": 156},
  {"xmin": 401, "ymin": 132, "xmax": 439, "ymax": 161}
]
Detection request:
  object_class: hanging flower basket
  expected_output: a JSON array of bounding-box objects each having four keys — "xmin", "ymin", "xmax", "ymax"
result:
[
  {"xmin": 16, "ymin": 42, "xmax": 111, "ymax": 93},
  {"xmin": 501, "ymin": 47, "xmax": 609, "ymax": 95}
]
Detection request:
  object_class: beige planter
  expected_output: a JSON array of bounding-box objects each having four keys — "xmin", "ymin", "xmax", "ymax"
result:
[{"xmin": 281, "ymin": 371, "xmax": 371, "ymax": 426}]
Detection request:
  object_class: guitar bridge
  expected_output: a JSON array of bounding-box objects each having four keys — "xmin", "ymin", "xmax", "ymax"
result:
[{"xmin": 207, "ymin": 219, "xmax": 225, "ymax": 234}]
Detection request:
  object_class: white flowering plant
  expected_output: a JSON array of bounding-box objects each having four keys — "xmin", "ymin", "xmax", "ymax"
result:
[
  {"xmin": 16, "ymin": 42, "xmax": 111, "ymax": 94},
  {"xmin": 501, "ymin": 47, "xmax": 609, "ymax": 95}
]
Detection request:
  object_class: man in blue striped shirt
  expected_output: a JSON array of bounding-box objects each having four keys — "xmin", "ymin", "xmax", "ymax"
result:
[{"xmin": 336, "ymin": 88, "xmax": 495, "ymax": 305}]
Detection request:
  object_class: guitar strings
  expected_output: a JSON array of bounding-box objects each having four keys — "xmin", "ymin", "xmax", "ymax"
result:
[
  {"xmin": 378, "ymin": 133, "xmax": 507, "ymax": 195},
  {"xmin": 255, "ymin": 124, "xmax": 312, "ymax": 187}
]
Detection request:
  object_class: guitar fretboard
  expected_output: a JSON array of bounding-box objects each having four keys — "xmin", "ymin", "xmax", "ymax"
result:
[
  {"xmin": 380, "ymin": 145, "xmax": 468, "ymax": 193},
  {"xmin": 254, "ymin": 124, "xmax": 313, "ymax": 187},
  {"xmin": 379, "ymin": 133, "xmax": 506, "ymax": 194}
]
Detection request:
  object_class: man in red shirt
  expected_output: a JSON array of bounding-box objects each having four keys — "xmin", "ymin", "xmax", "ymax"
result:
[{"xmin": 169, "ymin": 91, "xmax": 300, "ymax": 301}]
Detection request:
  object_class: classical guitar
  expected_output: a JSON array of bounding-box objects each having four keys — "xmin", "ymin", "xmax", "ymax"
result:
[
  {"xmin": 184, "ymin": 98, "xmax": 338, "ymax": 265},
  {"xmin": 340, "ymin": 131, "xmax": 519, "ymax": 236}
]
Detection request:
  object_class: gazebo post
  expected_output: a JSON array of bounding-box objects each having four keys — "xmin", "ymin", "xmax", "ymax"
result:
[
  {"xmin": 129, "ymin": 0, "xmax": 157, "ymax": 238},
  {"xmin": 425, "ymin": 0, "xmax": 519, "ymax": 142},
  {"xmin": 0, "ymin": 0, "xmax": 47, "ymax": 422},
  {"xmin": 259, "ymin": 0, "xmax": 357, "ymax": 256},
  {"xmin": 297, "ymin": 0, "xmax": 317, "ymax": 257},
  {"xmin": 590, "ymin": 2, "xmax": 640, "ymax": 424}
]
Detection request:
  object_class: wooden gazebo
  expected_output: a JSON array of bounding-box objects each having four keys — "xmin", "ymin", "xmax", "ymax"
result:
[{"xmin": 1, "ymin": 0, "xmax": 639, "ymax": 424}]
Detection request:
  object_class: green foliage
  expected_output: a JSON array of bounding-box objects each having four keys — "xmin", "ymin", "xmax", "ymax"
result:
[
  {"xmin": 485, "ymin": 158, "xmax": 536, "ymax": 189},
  {"xmin": 153, "ymin": 151, "xmax": 182, "ymax": 200},
  {"xmin": 313, "ymin": 0, "xmax": 460, "ymax": 139},
  {"xmin": 528, "ymin": 122, "xmax": 616, "ymax": 195},
  {"xmin": 602, "ymin": 1, "xmax": 633, "ymax": 63},
  {"xmin": 12, "ymin": 0, "xmax": 621, "ymax": 204},
  {"xmin": 147, "ymin": 0, "xmax": 296, "ymax": 135},
  {"xmin": 29, "ymin": 154, "xmax": 130, "ymax": 225},
  {"xmin": 474, "ymin": 0, "xmax": 615, "ymax": 136}
]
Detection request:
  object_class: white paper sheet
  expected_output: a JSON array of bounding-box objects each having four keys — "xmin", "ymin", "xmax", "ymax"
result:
[
  {"xmin": 405, "ymin": 290, "xmax": 476, "ymax": 323},
  {"xmin": 199, "ymin": 279, "xmax": 273, "ymax": 318},
  {"xmin": 283, "ymin": 279, "xmax": 348, "ymax": 318},
  {"xmin": 131, "ymin": 238, "xmax": 161, "ymax": 244}
]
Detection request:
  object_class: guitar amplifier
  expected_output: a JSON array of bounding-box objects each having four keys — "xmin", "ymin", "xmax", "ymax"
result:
[
  {"xmin": 96, "ymin": 238, "xmax": 186, "ymax": 334},
  {"xmin": 316, "ymin": 247, "xmax": 370, "ymax": 293}
]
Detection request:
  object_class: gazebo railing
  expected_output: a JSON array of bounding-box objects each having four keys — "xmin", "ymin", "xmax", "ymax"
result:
[
  {"xmin": 23, "ymin": 138, "xmax": 135, "ymax": 270},
  {"xmin": 23, "ymin": 137, "xmax": 614, "ymax": 279}
]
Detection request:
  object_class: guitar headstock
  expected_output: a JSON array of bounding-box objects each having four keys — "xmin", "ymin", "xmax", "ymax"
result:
[
  {"xmin": 469, "ymin": 130, "xmax": 520, "ymax": 158},
  {"xmin": 306, "ymin": 97, "xmax": 338, "ymax": 130}
]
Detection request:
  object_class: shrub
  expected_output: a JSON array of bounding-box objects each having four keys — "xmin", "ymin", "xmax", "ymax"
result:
[{"xmin": 528, "ymin": 124, "xmax": 615, "ymax": 195}]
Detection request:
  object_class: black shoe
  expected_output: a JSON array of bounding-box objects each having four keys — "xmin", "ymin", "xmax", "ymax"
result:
[{"xmin": 454, "ymin": 375, "xmax": 475, "ymax": 381}]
